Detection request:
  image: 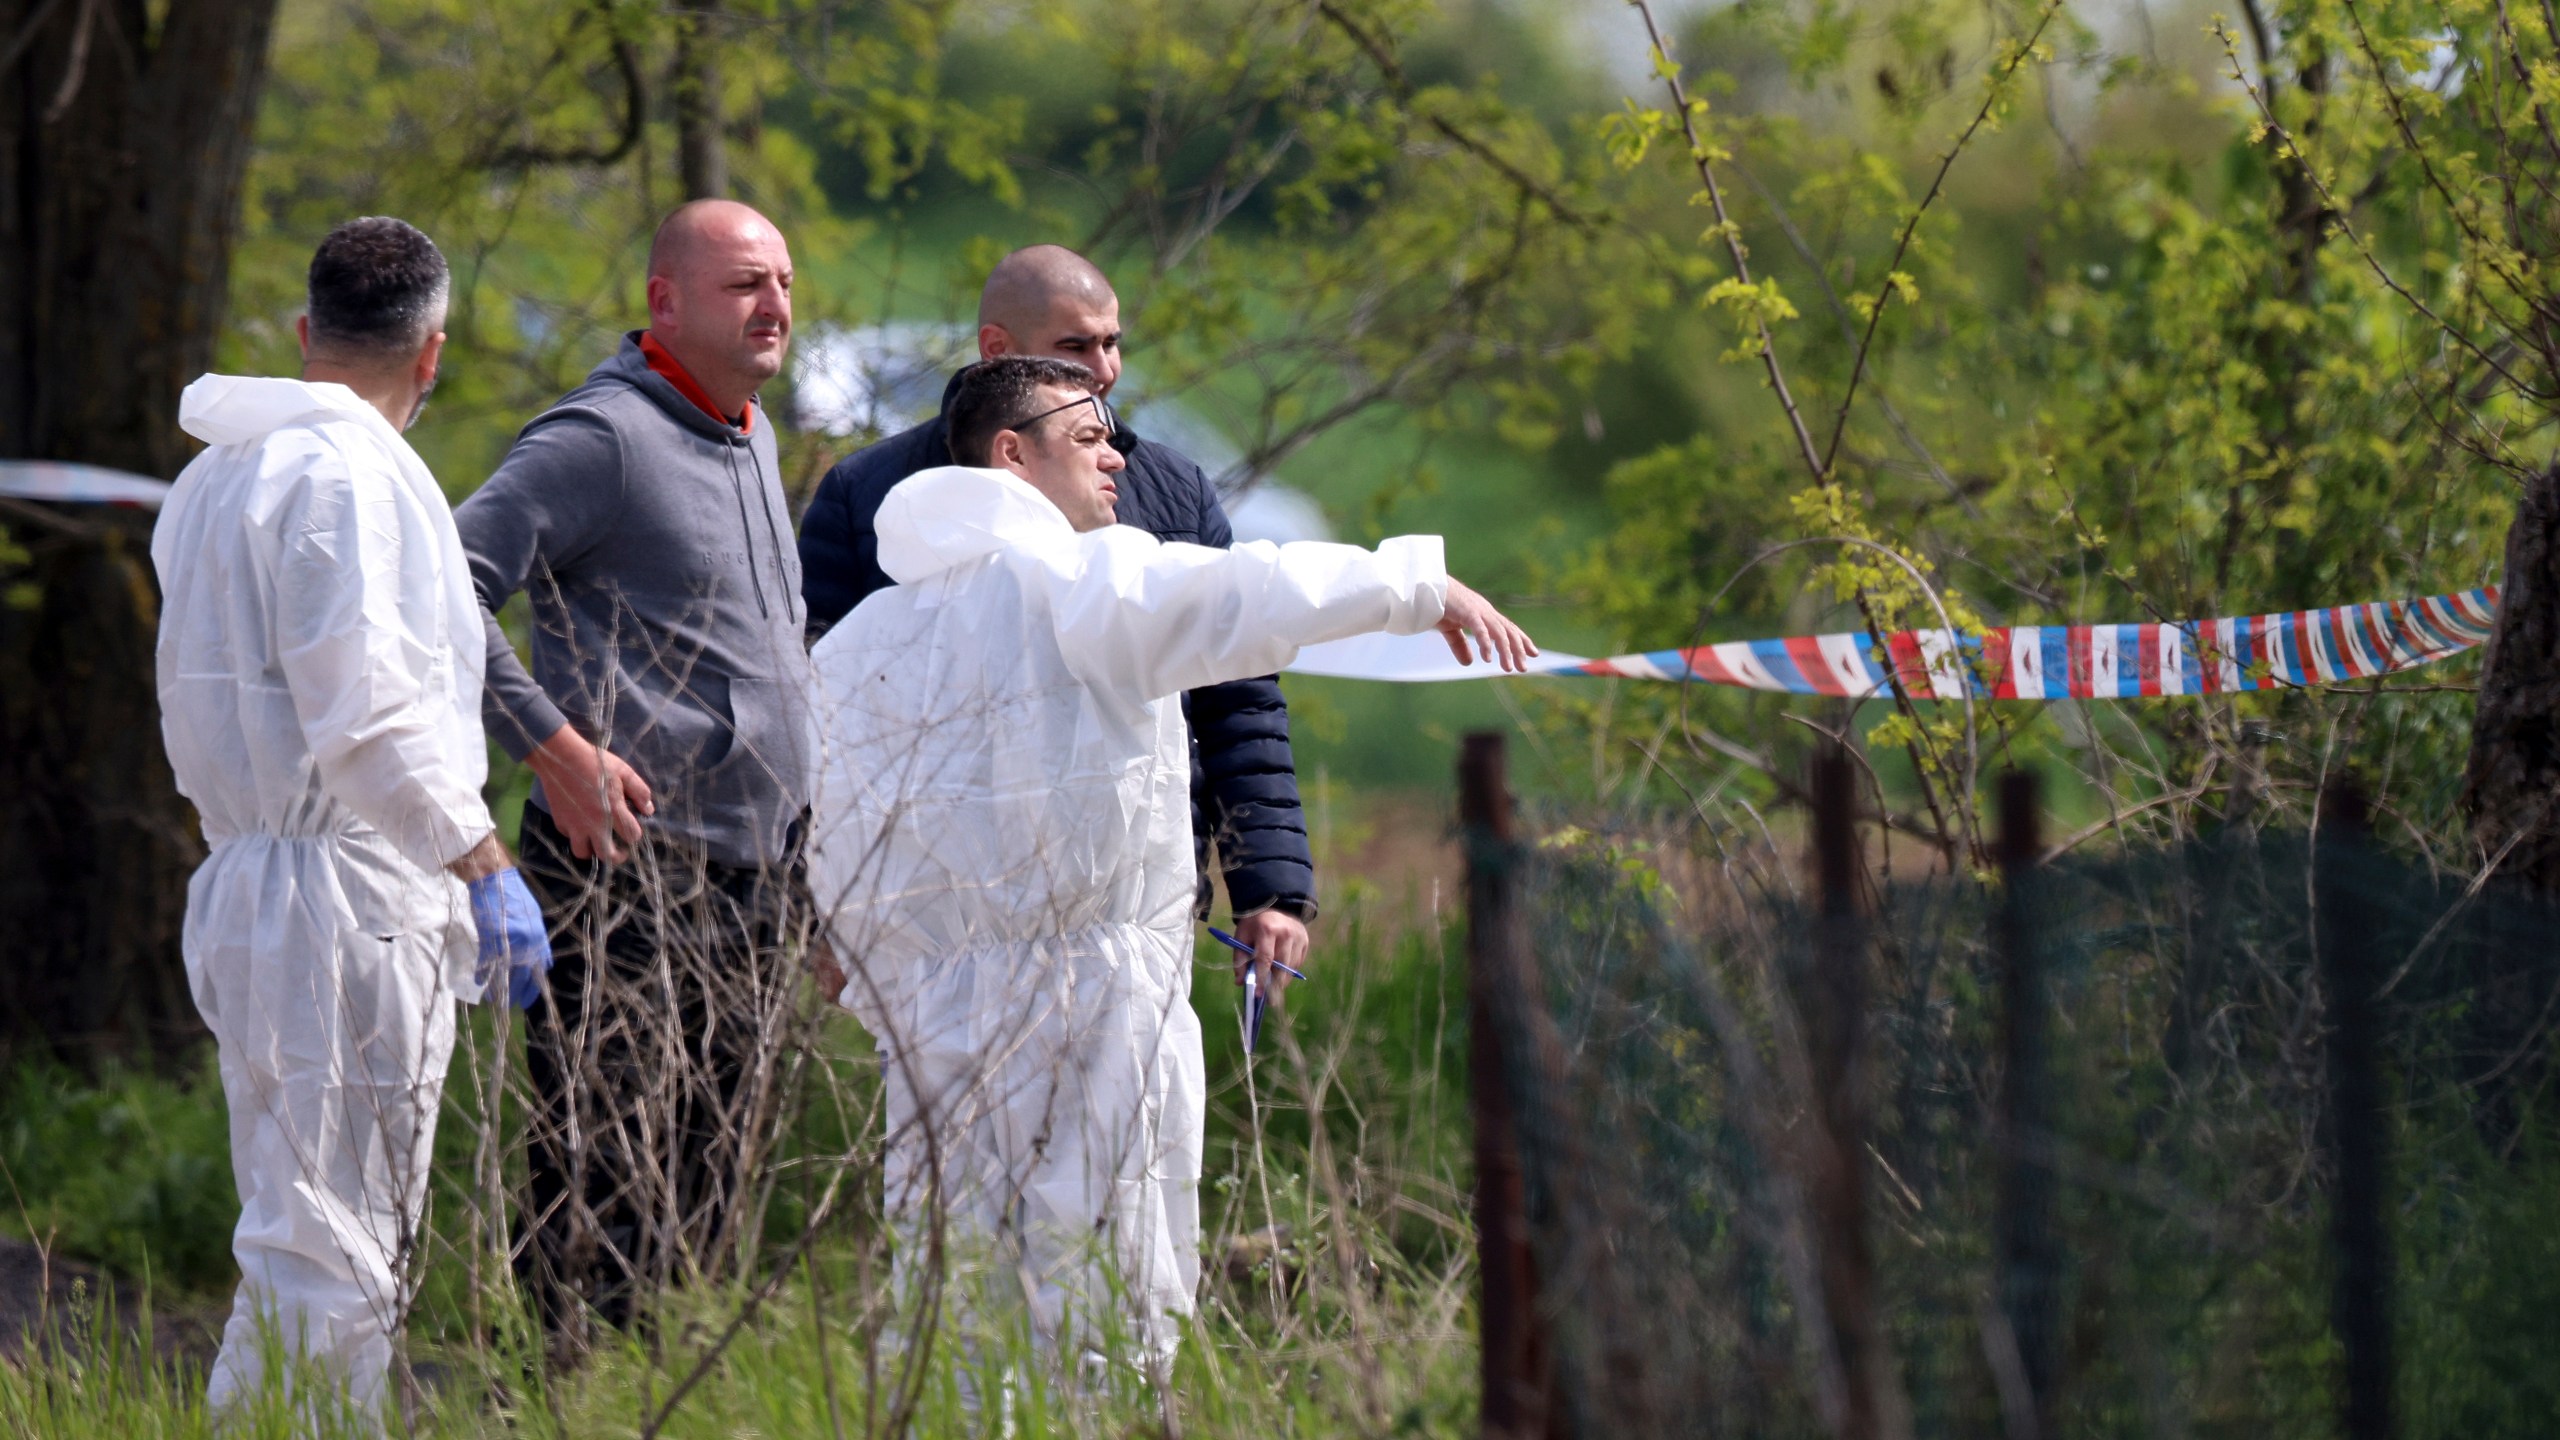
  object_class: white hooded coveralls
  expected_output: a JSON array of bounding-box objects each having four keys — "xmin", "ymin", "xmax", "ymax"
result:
[
  {"xmin": 152, "ymin": 376, "xmax": 495, "ymax": 1418},
  {"xmin": 807, "ymin": 465, "xmax": 1448, "ymax": 1363}
]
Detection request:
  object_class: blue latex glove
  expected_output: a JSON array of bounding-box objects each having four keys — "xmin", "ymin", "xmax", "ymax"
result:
[{"xmin": 467, "ymin": 867, "xmax": 553, "ymax": 1009}]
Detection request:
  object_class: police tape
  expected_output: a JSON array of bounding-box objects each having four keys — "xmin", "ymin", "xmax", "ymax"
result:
[{"xmin": 1283, "ymin": 587, "xmax": 2500, "ymax": 698}]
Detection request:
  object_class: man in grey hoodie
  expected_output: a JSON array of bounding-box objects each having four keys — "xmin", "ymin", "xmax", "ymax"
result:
[{"xmin": 454, "ymin": 199, "xmax": 812, "ymax": 1341}]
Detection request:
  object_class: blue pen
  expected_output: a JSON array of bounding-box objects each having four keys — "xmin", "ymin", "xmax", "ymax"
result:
[
  {"xmin": 1207, "ymin": 927, "xmax": 1307, "ymax": 981},
  {"xmin": 1208, "ymin": 926, "xmax": 1303, "ymax": 1055}
]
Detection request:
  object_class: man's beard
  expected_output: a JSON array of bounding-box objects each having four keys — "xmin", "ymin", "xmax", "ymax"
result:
[{"xmin": 401, "ymin": 371, "xmax": 439, "ymax": 432}]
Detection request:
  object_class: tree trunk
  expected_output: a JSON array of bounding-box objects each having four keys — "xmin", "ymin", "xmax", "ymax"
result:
[
  {"xmin": 2460, "ymin": 466, "xmax": 2560, "ymax": 1134},
  {"xmin": 0, "ymin": 0, "xmax": 283, "ymax": 1065},
  {"xmin": 2465, "ymin": 466, "xmax": 2560, "ymax": 889},
  {"xmin": 673, "ymin": 0, "xmax": 727, "ymax": 201}
]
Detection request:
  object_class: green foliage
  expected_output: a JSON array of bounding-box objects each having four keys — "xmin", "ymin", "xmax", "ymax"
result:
[
  {"xmin": 0, "ymin": 524, "xmax": 34, "ymax": 610},
  {"xmin": 2398, "ymin": 1126, "xmax": 2560, "ymax": 1436},
  {"xmin": 1530, "ymin": 0, "xmax": 2556, "ymax": 856},
  {"xmin": 0, "ymin": 1060, "xmax": 237, "ymax": 1295},
  {"xmin": 156, "ymin": 0, "xmax": 2560, "ymax": 834},
  {"xmin": 36, "ymin": 3, "xmax": 2546, "ymax": 1428},
  {"xmin": 226, "ymin": 0, "xmax": 1004, "ymax": 500},
  {"xmin": 1194, "ymin": 912, "xmax": 1472, "ymax": 1256},
  {"xmin": 1, "ymin": 1254, "xmax": 1480, "ymax": 1438}
]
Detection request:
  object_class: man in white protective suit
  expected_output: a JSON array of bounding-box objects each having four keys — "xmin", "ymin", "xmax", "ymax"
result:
[
  {"xmin": 151, "ymin": 217, "xmax": 551, "ymax": 1422},
  {"xmin": 806, "ymin": 354, "xmax": 1535, "ymax": 1372}
]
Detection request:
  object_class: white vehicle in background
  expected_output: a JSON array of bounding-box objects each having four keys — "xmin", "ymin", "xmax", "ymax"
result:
[
  {"xmin": 792, "ymin": 320, "xmax": 1333, "ymax": 546},
  {"xmin": 0, "ymin": 460, "xmax": 172, "ymax": 507}
]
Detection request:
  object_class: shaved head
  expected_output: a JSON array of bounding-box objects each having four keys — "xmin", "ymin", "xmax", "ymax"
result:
[
  {"xmin": 649, "ymin": 198, "xmax": 782, "ymax": 279},
  {"xmin": 978, "ymin": 245, "xmax": 1115, "ymax": 334},
  {"xmin": 975, "ymin": 245, "xmax": 1124, "ymax": 397}
]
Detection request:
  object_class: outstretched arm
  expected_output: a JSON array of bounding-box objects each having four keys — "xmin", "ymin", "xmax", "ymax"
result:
[{"xmin": 1043, "ymin": 531, "xmax": 1471, "ymax": 702}]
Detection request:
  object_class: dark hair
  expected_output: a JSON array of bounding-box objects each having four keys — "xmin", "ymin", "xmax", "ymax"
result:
[
  {"xmin": 946, "ymin": 355, "xmax": 1100, "ymax": 467},
  {"xmin": 307, "ymin": 216, "xmax": 449, "ymax": 357}
]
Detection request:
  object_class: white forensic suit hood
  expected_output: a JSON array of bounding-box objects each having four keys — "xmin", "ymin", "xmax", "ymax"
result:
[
  {"xmin": 154, "ymin": 373, "xmax": 494, "ymax": 1422},
  {"xmin": 807, "ymin": 464, "xmax": 1448, "ymax": 1367}
]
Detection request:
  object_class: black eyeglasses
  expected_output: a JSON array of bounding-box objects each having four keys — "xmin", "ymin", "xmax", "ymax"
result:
[{"xmin": 1009, "ymin": 393, "xmax": 1116, "ymax": 443}]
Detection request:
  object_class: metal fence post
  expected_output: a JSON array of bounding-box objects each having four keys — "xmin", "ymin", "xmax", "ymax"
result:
[
  {"xmin": 1808, "ymin": 740, "xmax": 1897, "ymax": 1440},
  {"xmin": 2319, "ymin": 781, "xmax": 2394, "ymax": 1440},
  {"xmin": 1993, "ymin": 770, "xmax": 2059, "ymax": 1440},
  {"xmin": 1462, "ymin": 732, "xmax": 1555, "ymax": 1439}
]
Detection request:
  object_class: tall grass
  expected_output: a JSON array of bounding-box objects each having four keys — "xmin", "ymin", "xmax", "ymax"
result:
[
  {"xmin": 0, "ymin": 899, "xmax": 1485, "ymax": 1438},
  {"xmin": 0, "ymin": 1058, "xmax": 236, "ymax": 1294}
]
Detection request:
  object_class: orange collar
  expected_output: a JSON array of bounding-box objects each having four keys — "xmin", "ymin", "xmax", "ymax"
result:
[{"xmin": 639, "ymin": 332, "xmax": 754, "ymax": 434}]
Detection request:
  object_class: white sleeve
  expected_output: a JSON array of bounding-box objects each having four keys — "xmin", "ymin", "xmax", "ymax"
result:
[
  {"xmin": 269, "ymin": 455, "xmax": 496, "ymax": 873},
  {"xmin": 1035, "ymin": 528, "xmax": 1449, "ymax": 703}
]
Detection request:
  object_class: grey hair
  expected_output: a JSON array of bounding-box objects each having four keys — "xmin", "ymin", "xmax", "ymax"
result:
[{"xmin": 306, "ymin": 216, "xmax": 450, "ymax": 358}]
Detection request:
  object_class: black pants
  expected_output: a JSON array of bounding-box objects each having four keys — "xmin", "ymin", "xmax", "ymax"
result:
[{"xmin": 513, "ymin": 804, "xmax": 804, "ymax": 1339}]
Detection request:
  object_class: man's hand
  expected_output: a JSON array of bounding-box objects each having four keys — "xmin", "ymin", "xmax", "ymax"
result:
[
  {"xmin": 450, "ymin": 832, "xmax": 553, "ymax": 1006},
  {"xmin": 1435, "ymin": 578, "xmax": 1539, "ymax": 673},
  {"xmin": 526, "ymin": 724, "xmax": 655, "ymax": 864},
  {"xmin": 1230, "ymin": 908, "xmax": 1311, "ymax": 1001},
  {"xmin": 466, "ymin": 865, "xmax": 554, "ymax": 1009}
]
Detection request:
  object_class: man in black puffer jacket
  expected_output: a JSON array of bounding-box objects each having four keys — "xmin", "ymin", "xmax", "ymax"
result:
[{"xmin": 799, "ymin": 244, "xmax": 1317, "ymax": 977}]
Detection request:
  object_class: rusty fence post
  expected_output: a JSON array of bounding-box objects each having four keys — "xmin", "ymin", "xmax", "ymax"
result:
[
  {"xmin": 1993, "ymin": 770, "xmax": 2059, "ymax": 1440},
  {"xmin": 1463, "ymin": 732, "xmax": 1556, "ymax": 1439},
  {"xmin": 1808, "ymin": 741, "xmax": 1898, "ymax": 1440},
  {"xmin": 2319, "ymin": 781, "xmax": 2394, "ymax": 1440}
]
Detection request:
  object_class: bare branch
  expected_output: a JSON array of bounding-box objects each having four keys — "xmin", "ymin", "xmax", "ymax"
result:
[
  {"xmin": 0, "ymin": 0, "xmax": 65, "ymax": 79},
  {"xmin": 478, "ymin": 0, "xmax": 647, "ymax": 172},
  {"xmin": 1819, "ymin": 1, "xmax": 2063, "ymax": 479},
  {"xmin": 1626, "ymin": 0, "xmax": 1826, "ymax": 481},
  {"xmin": 1312, "ymin": 0, "xmax": 1604, "ymax": 234},
  {"xmin": 40, "ymin": 0, "xmax": 94, "ymax": 124},
  {"xmin": 2213, "ymin": 20, "xmax": 2552, "ymax": 409}
]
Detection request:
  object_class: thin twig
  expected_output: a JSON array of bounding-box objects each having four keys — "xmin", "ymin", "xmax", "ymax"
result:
[
  {"xmin": 2213, "ymin": 20, "xmax": 2548, "ymax": 407},
  {"xmin": 1820, "ymin": 1, "xmax": 2065, "ymax": 478},
  {"xmin": 1732, "ymin": 159, "xmax": 1979, "ymax": 515},
  {"xmin": 1312, "ymin": 0, "xmax": 1604, "ymax": 235},
  {"xmin": 1625, "ymin": 0, "xmax": 1825, "ymax": 478},
  {"xmin": 0, "ymin": 0, "xmax": 66, "ymax": 76}
]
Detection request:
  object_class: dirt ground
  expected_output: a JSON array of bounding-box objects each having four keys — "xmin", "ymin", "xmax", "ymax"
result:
[{"xmin": 0, "ymin": 1234, "xmax": 220, "ymax": 1370}]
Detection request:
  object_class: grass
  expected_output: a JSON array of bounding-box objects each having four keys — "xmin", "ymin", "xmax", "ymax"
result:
[
  {"xmin": 0, "ymin": 1059, "xmax": 237, "ymax": 1295},
  {"xmin": 0, "ymin": 900, "xmax": 1487, "ymax": 1437}
]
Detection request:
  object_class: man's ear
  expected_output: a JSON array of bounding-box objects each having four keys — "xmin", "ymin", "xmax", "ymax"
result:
[
  {"xmin": 416, "ymin": 331, "xmax": 447, "ymax": 391},
  {"xmin": 991, "ymin": 427, "xmax": 1037, "ymax": 475},
  {"xmin": 296, "ymin": 314, "xmax": 312, "ymax": 363},
  {"xmin": 978, "ymin": 323, "xmax": 1014, "ymax": 361},
  {"xmin": 646, "ymin": 273, "xmax": 677, "ymax": 330}
]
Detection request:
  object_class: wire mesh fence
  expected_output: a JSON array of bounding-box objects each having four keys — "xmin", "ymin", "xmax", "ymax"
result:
[{"xmin": 1467, "ymin": 742, "xmax": 2560, "ymax": 1440}]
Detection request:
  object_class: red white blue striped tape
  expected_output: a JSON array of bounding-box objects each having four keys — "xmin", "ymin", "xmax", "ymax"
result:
[{"xmin": 1286, "ymin": 588, "xmax": 2500, "ymax": 698}]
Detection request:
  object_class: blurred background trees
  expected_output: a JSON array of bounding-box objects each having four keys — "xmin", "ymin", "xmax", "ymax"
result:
[{"xmin": 3, "ymin": 0, "xmax": 2553, "ymax": 1060}]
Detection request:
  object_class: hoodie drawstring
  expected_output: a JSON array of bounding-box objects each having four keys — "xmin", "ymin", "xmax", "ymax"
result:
[
  {"xmin": 745, "ymin": 442, "xmax": 796, "ymax": 622},
  {"xmin": 723, "ymin": 440, "xmax": 772, "ymax": 618}
]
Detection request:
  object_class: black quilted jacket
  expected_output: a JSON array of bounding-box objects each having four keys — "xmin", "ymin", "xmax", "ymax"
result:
[{"xmin": 797, "ymin": 368, "xmax": 1318, "ymax": 921}]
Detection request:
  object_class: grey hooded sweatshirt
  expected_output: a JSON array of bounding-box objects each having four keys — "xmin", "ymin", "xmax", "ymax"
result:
[{"xmin": 456, "ymin": 333, "xmax": 812, "ymax": 868}]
